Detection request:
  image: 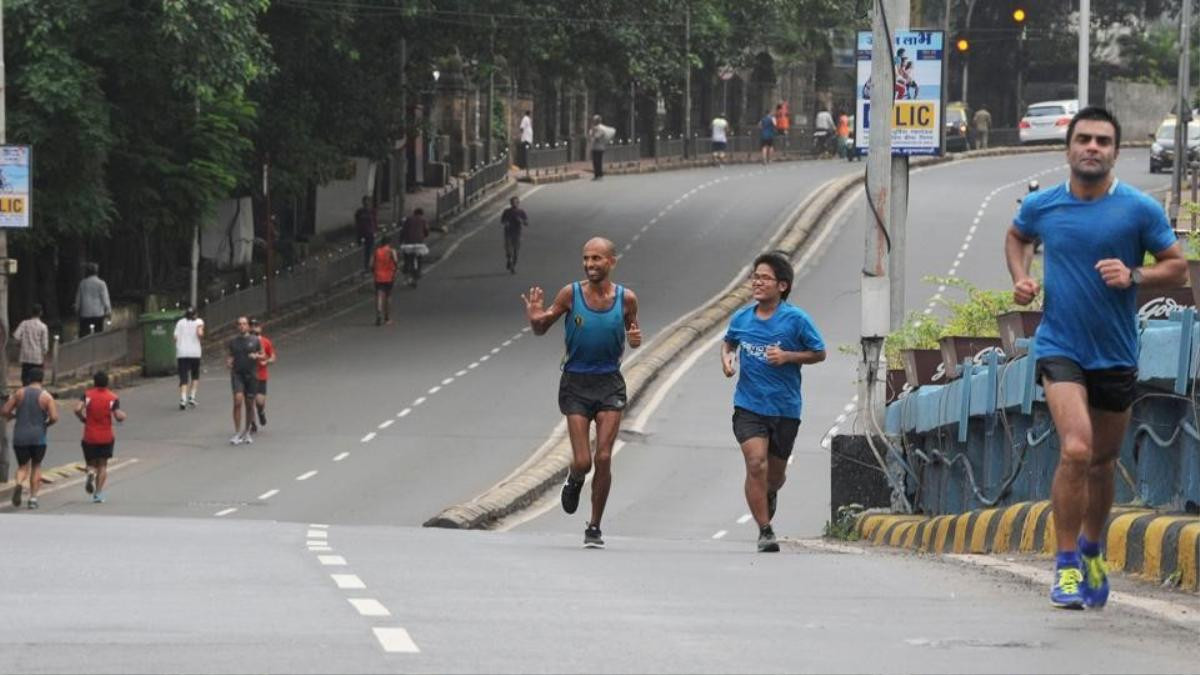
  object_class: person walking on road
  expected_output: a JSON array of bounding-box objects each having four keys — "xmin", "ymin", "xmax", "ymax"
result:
[
  {"xmin": 372, "ymin": 233, "xmax": 399, "ymax": 325},
  {"xmin": 519, "ymin": 110, "xmax": 533, "ymax": 171},
  {"xmin": 501, "ymin": 196, "xmax": 529, "ymax": 273},
  {"xmin": 972, "ymin": 105, "xmax": 993, "ymax": 150},
  {"xmin": 226, "ymin": 316, "xmax": 264, "ymax": 445},
  {"xmin": 588, "ymin": 115, "xmax": 614, "ymax": 180},
  {"xmin": 13, "ymin": 305, "xmax": 49, "ymax": 386},
  {"xmin": 355, "ymin": 196, "xmax": 378, "ymax": 272},
  {"xmin": 76, "ymin": 371, "xmax": 125, "ymax": 504},
  {"xmin": 759, "ymin": 111, "xmax": 777, "ymax": 165},
  {"xmin": 399, "ymin": 208, "xmax": 430, "ymax": 288},
  {"xmin": 250, "ymin": 319, "xmax": 275, "ymax": 432},
  {"xmin": 522, "ymin": 237, "xmax": 642, "ymax": 548},
  {"xmin": 3, "ymin": 367, "xmax": 58, "ymax": 510},
  {"xmin": 721, "ymin": 251, "xmax": 826, "ymax": 553},
  {"xmin": 1006, "ymin": 107, "xmax": 1186, "ymax": 609},
  {"xmin": 75, "ymin": 263, "xmax": 112, "ymax": 337},
  {"xmin": 174, "ymin": 306, "xmax": 205, "ymax": 410},
  {"xmin": 711, "ymin": 113, "xmax": 730, "ymax": 165}
]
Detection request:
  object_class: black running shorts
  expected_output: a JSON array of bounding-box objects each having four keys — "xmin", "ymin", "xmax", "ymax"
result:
[
  {"xmin": 177, "ymin": 357, "xmax": 200, "ymax": 385},
  {"xmin": 375, "ymin": 281, "xmax": 394, "ymax": 293},
  {"xmin": 558, "ymin": 371, "xmax": 627, "ymax": 420},
  {"xmin": 1036, "ymin": 356, "xmax": 1137, "ymax": 413},
  {"xmin": 257, "ymin": 379, "xmax": 268, "ymax": 395},
  {"xmin": 732, "ymin": 407, "xmax": 801, "ymax": 460},
  {"xmin": 82, "ymin": 442, "xmax": 114, "ymax": 462},
  {"xmin": 13, "ymin": 444, "xmax": 46, "ymax": 466},
  {"xmin": 231, "ymin": 371, "xmax": 258, "ymax": 397}
]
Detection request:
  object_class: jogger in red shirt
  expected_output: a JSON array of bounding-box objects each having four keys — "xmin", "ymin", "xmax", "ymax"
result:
[{"xmin": 75, "ymin": 371, "xmax": 126, "ymax": 503}]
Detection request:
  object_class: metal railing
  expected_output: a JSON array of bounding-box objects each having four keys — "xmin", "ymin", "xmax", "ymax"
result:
[
  {"xmin": 463, "ymin": 152, "xmax": 509, "ymax": 206},
  {"xmin": 436, "ymin": 183, "xmax": 461, "ymax": 224},
  {"xmin": 602, "ymin": 140, "xmax": 641, "ymax": 166},
  {"xmin": 654, "ymin": 136, "xmax": 685, "ymax": 160},
  {"xmin": 526, "ymin": 143, "xmax": 570, "ymax": 170}
]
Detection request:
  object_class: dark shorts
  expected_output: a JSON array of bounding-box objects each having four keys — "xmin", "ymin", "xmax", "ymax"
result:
[
  {"xmin": 732, "ymin": 407, "xmax": 801, "ymax": 460},
  {"xmin": 712, "ymin": 141, "xmax": 728, "ymax": 152},
  {"xmin": 375, "ymin": 281, "xmax": 394, "ymax": 293},
  {"xmin": 177, "ymin": 357, "xmax": 200, "ymax": 385},
  {"xmin": 760, "ymin": 138, "xmax": 775, "ymax": 149},
  {"xmin": 14, "ymin": 444, "xmax": 46, "ymax": 466},
  {"xmin": 1036, "ymin": 356, "xmax": 1137, "ymax": 413},
  {"xmin": 257, "ymin": 379, "xmax": 268, "ymax": 395},
  {"xmin": 558, "ymin": 371, "xmax": 627, "ymax": 420},
  {"xmin": 231, "ymin": 371, "xmax": 258, "ymax": 397},
  {"xmin": 82, "ymin": 442, "xmax": 114, "ymax": 462}
]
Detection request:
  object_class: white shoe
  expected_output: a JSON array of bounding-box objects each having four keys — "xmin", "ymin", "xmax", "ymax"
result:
[
  {"xmin": 240, "ymin": 432, "xmax": 254, "ymax": 445},
  {"xmin": 229, "ymin": 434, "xmax": 244, "ymax": 446}
]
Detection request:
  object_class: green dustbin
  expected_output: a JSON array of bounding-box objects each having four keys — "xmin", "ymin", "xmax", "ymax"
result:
[{"xmin": 140, "ymin": 309, "xmax": 185, "ymax": 377}]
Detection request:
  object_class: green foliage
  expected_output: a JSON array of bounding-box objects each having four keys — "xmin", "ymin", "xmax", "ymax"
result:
[
  {"xmin": 883, "ymin": 312, "xmax": 943, "ymax": 366},
  {"xmin": 926, "ymin": 276, "xmax": 1033, "ymax": 339},
  {"xmin": 823, "ymin": 503, "xmax": 864, "ymax": 541}
]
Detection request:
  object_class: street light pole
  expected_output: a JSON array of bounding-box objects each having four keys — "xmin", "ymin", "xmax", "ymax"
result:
[
  {"xmin": 0, "ymin": 0, "xmax": 9, "ymax": 483},
  {"xmin": 683, "ymin": 2, "xmax": 691, "ymax": 158},
  {"xmin": 1078, "ymin": 0, "xmax": 1090, "ymax": 107},
  {"xmin": 1172, "ymin": 0, "xmax": 1193, "ymax": 226}
]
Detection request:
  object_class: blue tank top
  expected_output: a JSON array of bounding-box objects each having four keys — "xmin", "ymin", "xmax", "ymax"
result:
[
  {"xmin": 13, "ymin": 385, "xmax": 48, "ymax": 447},
  {"xmin": 563, "ymin": 282, "xmax": 625, "ymax": 374}
]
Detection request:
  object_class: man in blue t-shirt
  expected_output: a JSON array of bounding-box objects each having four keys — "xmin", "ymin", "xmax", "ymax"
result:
[
  {"xmin": 759, "ymin": 112, "xmax": 777, "ymax": 165},
  {"xmin": 1006, "ymin": 107, "xmax": 1186, "ymax": 610},
  {"xmin": 722, "ymin": 251, "xmax": 826, "ymax": 552}
]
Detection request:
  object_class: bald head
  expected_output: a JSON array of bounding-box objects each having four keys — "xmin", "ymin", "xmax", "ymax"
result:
[
  {"xmin": 583, "ymin": 237, "xmax": 616, "ymax": 258},
  {"xmin": 581, "ymin": 237, "xmax": 617, "ymax": 284}
]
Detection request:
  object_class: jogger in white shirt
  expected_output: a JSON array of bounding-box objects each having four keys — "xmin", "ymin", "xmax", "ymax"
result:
[{"xmin": 173, "ymin": 307, "xmax": 205, "ymax": 410}]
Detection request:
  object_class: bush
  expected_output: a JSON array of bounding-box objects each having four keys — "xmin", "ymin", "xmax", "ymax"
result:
[
  {"xmin": 883, "ymin": 312, "xmax": 943, "ymax": 366},
  {"xmin": 926, "ymin": 275, "xmax": 1033, "ymax": 338}
]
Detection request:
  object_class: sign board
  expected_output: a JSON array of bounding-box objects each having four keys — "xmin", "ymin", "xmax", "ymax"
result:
[
  {"xmin": 718, "ymin": 65, "xmax": 735, "ymax": 81},
  {"xmin": 0, "ymin": 146, "xmax": 31, "ymax": 228},
  {"xmin": 855, "ymin": 30, "xmax": 945, "ymax": 156}
]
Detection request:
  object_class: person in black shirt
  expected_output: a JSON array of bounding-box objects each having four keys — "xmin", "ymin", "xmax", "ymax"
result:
[
  {"xmin": 226, "ymin": 316, "xmax": 264, "ymax": 445},
  {"xmin": 501, "ymin": 196, "xmax": 529, "ymax": 274}
]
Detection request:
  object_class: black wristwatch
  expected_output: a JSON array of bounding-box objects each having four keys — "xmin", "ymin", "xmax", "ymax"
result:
[{"xmin": 1131, "ymin": 267, "xmax": 1144, "ymax": 286}]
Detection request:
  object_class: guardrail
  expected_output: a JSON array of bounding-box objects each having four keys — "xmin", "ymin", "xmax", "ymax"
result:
[
  {"xmin": 51, "ymin": 327, "xmax": 131, "ymax": 384},
  {"xmin": 603, "ymin": 140, "xmax": 641, "ymax": 166}
]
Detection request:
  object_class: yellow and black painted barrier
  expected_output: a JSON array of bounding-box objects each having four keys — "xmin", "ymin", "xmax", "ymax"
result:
[{"xmin": 856, "ymin": 502, "xmax": 1200, "ymax": 590}]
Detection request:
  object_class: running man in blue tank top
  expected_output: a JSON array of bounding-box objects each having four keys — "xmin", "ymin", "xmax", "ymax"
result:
[
  {"xmin": 721, "ymin": 251, "xmax": 825, "ymax": 553},
  {"xmin": 1006, "ymin": 107, "xmax": 1186, "ymax": 609},
  {"xmin": 522, "ymin": 237, "xmax": 642, "ymax": 548}
]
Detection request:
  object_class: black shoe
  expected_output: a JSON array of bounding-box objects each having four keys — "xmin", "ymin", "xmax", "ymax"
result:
[
  {"xmin": 757, "ymin": 525, "xmax": 780, "ymax": 553},
  {"xmin": 249, "ymin": 421, "xmax": 258, "ymax": 434},
  {"xmin": 85, "ymin": 472, "xmax": 95, "ymax": 495},
  {"xmin": 179, "ymin": 401, "xmax": 186, "ymax": 411},
  {"xmin": 584, "ymin": 525, "xmax": 605, "ymax": 549},
  {"xmin": 767, "ymin": 490, "xmax": 778, "ymax": 520},
  {"xmin": 27, "ymin": 498, "xmax": 38, "ymax": 510},
  {"xmin": 11, "ymin": 483, "xmax": 21, "ymax": 507},
  {"xmin": 560, "ymin": 476, "xmax": 584, "ymax": 515},
  {"xmin": 257, "ymin": 407, "xmax": 266, "ymax": 427},
  {"xmin": 375, "ymin": 315, "xmax": 382, "ymax": 327}
]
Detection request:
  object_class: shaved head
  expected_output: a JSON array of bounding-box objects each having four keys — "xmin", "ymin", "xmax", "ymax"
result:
[{"xmin": 583, "ymin": 237, "xmax": 616, "ymax": 258}]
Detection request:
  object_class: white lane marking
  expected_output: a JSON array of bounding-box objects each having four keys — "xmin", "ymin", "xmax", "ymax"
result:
[
  {"xmin": 0, "ymin": 457, "xmax": 138, "ymax": 511},
  {"xmin": 624, "ymin": 244, "xmax": 633, "ymax": 251},
  {"xmin": 969, "ymin": 225, "xmax": 978, "ymax": 234},
  {"xmin": 441, "ymin": 377, "xmax": 454, "ymax": 386},
  {"xmin": 333, "ymin": 452, "xmax": 350, "ymax": 462},
  {"xmin": 427, "ymin": 386, "xmax": 441, "ymax": 394},
  {"xmin": 306, "ymin": 540, "xmax": 327, "ymax": 547},
  {"xmin": 737, "ymin": 514, "xmax": 753, "ymax": 525},
  {"xmin": 522, "ymin": 327, "xmax": 532, "ymax": 333},
  {"xmin": 296, "ymin": 469, "xmax": 318, "ymax": 481},
  {"xmin": 835, "ymin": 414, "xmax": 847, "ymax": 424},
  {"xmin": 331, "ymin": 574, "xmax": 366, "ymax": 590},
  {"xmin": 455, "ymin": 369, "xmax": 468, "ymax": 377},
  {"xmin": 502, "ymin": 340, "xmax": 513, "ymax": 347},
  {"xmin": 397, "ymin": 408, "xmax": 412, "ymax": 418},
  {"xmin": 467, "ymin": 362, "xmax": 479, "ymax": 370},
  {"xmin": 511, "ymin": 333, "xmax": 523, "ymax": 340},
  {"xmin": 373, "ymin": 627, "xmax": 420, "ymax": 653},
  {"xmin": 956, "ymin": 251, "xmax": 965, "ymax": 259},
  {"xmin": 491, "ymin": 347, "xmax": 501, "ymax": 354},
  {"xmin": 258, "ymin": 489, "xmax": 280, "ymax": 500},
  {"xmin": 308, "ymin": 546, "xmax": 332, "ymax": 552},
  {"xmin": 378, "ymin": 419, "xmax": 395, "ymax": 430},
  {"xmin": 924, "ymin": 307, "xmax": 934, "ymax": 314},
  {"xmin": 964, "ymin": 234, "xmax": 973, "ymax": 243},
  {"xmin": 480, "ymin": 355, "xmax": 491, "ymax": 362},
  {"xmin": 214, "ymin": 507, "xmax": 237, "ymax": 517},
  {"xmin": 348, "ymin": 598, "xmax": 392, "ymax": 617},
  {"xmin": 307, "ymin": 530, "xmax": 328, "ymax": 539},
  {"xmin": 712, "ymin": 530, "xmax": 728, "ymax": 539},
  {"xmin": 318, "ymin": 555, "xmax": 348, "ymax": 566},
  {"xmin": 829, "ymin": 426, "xmax": 840, "ymax": 437},
  {"xmin": 413, "ymin": 397, "xmax": 427, "ymax": 406},
  {"xmin": 309, "ymin": 524, "xmax": 329, "ymax": 529},
  {"xmin": 361, "ymin": 432, "xmax": 377, "ymax": 443},
  {"xmin": 844, "ymin": 403, "xmax": 855, "ymax": 412}
]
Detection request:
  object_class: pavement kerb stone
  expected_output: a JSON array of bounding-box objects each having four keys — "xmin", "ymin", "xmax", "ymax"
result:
[{"xmin": 855, "ymin": 502, "xmax": 1200, "ymax": 591}]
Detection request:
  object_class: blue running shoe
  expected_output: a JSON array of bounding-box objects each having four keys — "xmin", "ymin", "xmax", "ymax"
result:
[
  {"xmin": 1050, "ymin": 566, "xmax": 1085, "ymax": 609},
  {"xmin": 1079, "ymin": 539, "xmax": 1110, "ymax": 609}
]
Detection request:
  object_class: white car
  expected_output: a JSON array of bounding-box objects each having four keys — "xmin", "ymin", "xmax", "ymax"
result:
[{"xmin": 1018, "ymin": 100, "xmax": 1080, "ymax": 144}]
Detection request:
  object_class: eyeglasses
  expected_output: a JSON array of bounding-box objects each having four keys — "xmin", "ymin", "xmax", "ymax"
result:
[{"xmin": 749, "ymin": 274, "xmax": 778, "ymax": 284}]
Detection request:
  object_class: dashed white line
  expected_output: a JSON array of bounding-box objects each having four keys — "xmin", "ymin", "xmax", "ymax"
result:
[
  {"xmin": 308, "ymin": 545, "xmax": 332, "ymax": 552},
  {"xmin": 333, "ymin": 452, "xmax": 350, "ymax": 462},
  {"xmin": 736, "ymin": 514, "xmax": 753, "ymax": 525},
  {"xmin": 491, "ymin": 347, "xmax": 501, "ymax": 354},
  {"xmin": 309, "ymin": 524, "xmax": 329, "ymax": 529},
  {"xmin": 455, "ymin": 369, "xmax": 468, "ymax": 377},
  {"xmin": 307, "ymin": 531, "xmax": 328, "ymax": 541},
  {"xmin": 441, "ymin": 377, "xmax": 454, "ymax": 386},
  {"xmin": 378, "ymin": 419, "xmax": 394, "ymax": 430},
  {"xmin": 361, "ymin": 432, "xmax": 377, "ymax": 443},
  {"xmin": 712, "ymin": 530, "xmax": 728, "ymax": 539},
  {"xmin": 373, "ymin": 627, "xmax": 420, "ymax": 653},
  {"xmin": 318, "ymin": 555, "xmax": 348, "ymax": 566},
  {"xmin": 296, "ymin": 470, "xmax": 318, "ymax": 481},
  {"xmin": 258, "ymin": 489, "xmax": 279, "ymax": 500},
  {"xmin": 467, "ymin": 362, "xmax": 479, "ymax": 370},
  {"xmin": 214, "ymin": 507, "xmax": 237, "ymax": 517},
  {"xmin": 501, "ymin": 340, "xmax": 513, "ymax": 347},
  {"xmin": 331, "ymin": 574, "xmax": 366, "ymax": 590},
  {"xmin": 511, "ymin": 333, "xmax": 523, "ymax": 340},
  {"xmin": 397, "ymin": 408, "xmax": 412, "ymax": 418},
  {"xmin": 348, "ymin": 598, "xmax": 391, "ymax": 617},
  {"xmin": 413, "ymin": 397, "xmax": 427, "ymax": 406}
]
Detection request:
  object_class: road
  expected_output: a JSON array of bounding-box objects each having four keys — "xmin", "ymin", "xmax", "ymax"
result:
[{"xmin": 4, "ymin": 150, "xmax": 1199, "ymax": 674}]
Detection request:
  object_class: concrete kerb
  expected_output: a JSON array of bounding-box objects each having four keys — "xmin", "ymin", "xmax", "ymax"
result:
[{"xmin": 855, "ymin": 502, "xmax": 1200, "ymax": 592}]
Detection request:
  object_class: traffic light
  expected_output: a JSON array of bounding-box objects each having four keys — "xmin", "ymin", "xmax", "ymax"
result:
[
  {"xmin": 1012, "ymin": 7, "xmax": 1026, "ymax": 23},
  {"xmin": 956, "ymin": 37, "xmax": 969, "ymax": 52}
]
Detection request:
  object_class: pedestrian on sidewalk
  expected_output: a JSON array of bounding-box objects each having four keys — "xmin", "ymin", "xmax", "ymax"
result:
[
  {"xmin": 759, "ymin": 111, "xmax": 777, "ymax": 164},
  {"xmin": 173, "ymin": 306, "xmax": 204, "ymax": 410},
  {"xmin": 226, "ymin": 316, "xmax": 264, "ymax": 445},
  {"xmin": 588, "ymin": 115, "xmax": 614, "ymax": 180},
  {"xmin": 721, "ymin": 251, "xmax": 825, "ymax": 553},
  {"xmin": 355, "ymin": 196, "xmax": 378, "ymax": 272},
  {"xmin": 519, "ymin": 110, "xmax": 533, "ymax": 171},
  {"xmin": 76, "ymin": 370, "xmax": 125, "ymax": 504},
  {"xmin": 973, "ymin": 105, "xmax": 993, "ymax": 150},
  {"xmin": 3, "ymin": 366, "xmax": 58, "ymax": 510},
  {"xmin": 711, "ymin": 113, "xmax": 730, "ymax": 165},
  {"xmin": 1005, "ymin": 107, "xmax": 1186, "ymax": 609},
  {"xmin": 501, "ymin": 196, "xmax": 528, "ymax": 273},
  {"xmin": 372, "ymin": 233, "xmax": 399, "ymax": 325},
  {"xmin": 13, "ymin": 305, "xmax": 49, "ymax": 385},
  {"xmin": 399, "ymin": 208, "xmax": 430, "ymax": 288},
  {"xmin": 813, "ymin": 107, "xmax": 835, "ymax": 157},
  {"xmin": 250, "ymin": 319, "xmax": 275, "ymax": 431},
  {"xmin": 522, "ymin": 237, "xmax": 642, "ymax": 549},
  {"xmin": 75, "ymin": 263, "xmax": 111, "ymax": 337}
]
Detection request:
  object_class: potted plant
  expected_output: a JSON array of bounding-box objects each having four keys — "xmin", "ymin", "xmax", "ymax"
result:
[
  {"xmin": 996, "ymin": 258, "xmax": 1044, "ymax": 358},
  {"xmin": 886, "ymin": 312, "xmax": 945, "ymax": 390},
  {"xmin": 927, "ymin": 276, "xmax": 1009, "ymax": 380}
]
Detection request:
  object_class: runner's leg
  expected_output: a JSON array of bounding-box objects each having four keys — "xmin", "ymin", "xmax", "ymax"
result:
[
  {"xmin": 96, "ymin": 457, "xmax": 109, "ymax": 494},
  {"xmin": 1045, "ymin": 380, "xmax": 1092, "ymax": 552},
  {"xmin": 30, "ymin": 460, "xmax": 42, "ymax": 498},
  {"xmin": 565, "ymin": 414, "xmax": 593, "ymax": 480},
  {"xmin": 1083, "ymin": 407, "xmax": 1130, "ymax": 543},
  {"xmin": 741, "ymin": 437, "xmax": 771, "ymax": 526},
  {"xmin": 233, "ymin": 391, "xmax": 244, "ymax": 434},
  {"xmin": 767, "ymin": 455, "xmax": 788, "ymax": 494},
  {"xmin": 15, "ymin": 460, "xmax": 28, "ymax": 493},
  {"xmin": 590, "ymin": 409, "xmax": 622, "ymax": 527}
]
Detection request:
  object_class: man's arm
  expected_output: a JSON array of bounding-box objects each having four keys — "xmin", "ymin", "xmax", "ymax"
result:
[
  {"xmin": 74, "ymin": 397, "xmax": 87, "ymax": 423},
  {"xmin": 522, "ymin": 285, "xmax": 572, "ymax": 335},
  {"xmin": 721, "ymin": 339, "xmax": 738, "ymax": 378},
  {"xmin": 623, "ymin": 289, "xmax": 642, "ymax": 349},
  {"xmin": 1097, "ymin": 241, "xmax": 1188, "ymax": 291},
  {"xmin": 43, "ymin": 392, "xmax": 58, "ymax": 426},
  {"xmin": 101, "ymin": 281, "xmax": 112, "ymax": 316},
  {"xmin": 1006, "ymin": 226, "xmax": 1040, "ymax": 305},
  {"xmin": 197, "ymin": 320, "xmax": 205, "ymax": 339},
  {"xmin": 2, "ymin": 388, "xmax": 20, "ymax": 420}
]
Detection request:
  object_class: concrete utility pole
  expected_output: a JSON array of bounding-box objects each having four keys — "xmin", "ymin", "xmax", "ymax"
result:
[
  {"xmin": 0, "ymin": 0, "xmax": 9, "ymax": 482},
  {"xmin": 396, "ymin": 36, "xmax": 407, "ymax": 224},
  {"xmin": 485, "ymin": 24, "xmax": 494, "ymax": 162},
  {"xmin": 683, "ymin": 3, "xmax": 692, "ymax": 158},
  {"xmin": 1078, "ymin": 0, "xmax": 1090, "ymax": 107},
  {"xmin": 263, "ymin": 157, "xmax": 274, "ymax": 313},
  {"xmin": 1172, "ymin": 0, "xmax": 1193, "ymax": 226},
  {"xmin": 959, "ymin": 0, "xmax": 977, "ymax": 106}
]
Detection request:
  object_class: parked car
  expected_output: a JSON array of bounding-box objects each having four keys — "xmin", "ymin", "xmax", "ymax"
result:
[
  {"xmin": 1018, "ymin": 99, "xmax": 1079, "ymax": 145},
  {"xmin": 944, "ymin": 102, "xmax": 969, "ymax": 152},
  {"xmin": 1149, "ymin": 117, "xmax": 1200, "ymax": 173}
]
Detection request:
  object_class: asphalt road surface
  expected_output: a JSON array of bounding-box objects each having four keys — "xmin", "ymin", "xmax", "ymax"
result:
[{"xmin": 4, "ymin": 151, "xmax": 1198, "ymax": 674}]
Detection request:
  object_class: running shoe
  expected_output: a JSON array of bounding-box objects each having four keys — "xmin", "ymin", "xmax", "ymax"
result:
[
  {"xmin": 1079, "ymin": 538, "xmax": 1110, "ymax": 609},
  {"xmin": 241, "ymin": 431, "xmax": 254, "ymax": 445},
  {"xmin": 757, "ymin": 525, "xmax": 780, "ymax": 553},
  {"xmin": 229, "ymin": 434, "xmax": 244, "ymax": 446},
  {"xmin": 93, "ymin": 492, "xmax": 105, "ymax": 504},
  {"xmin": 187, "ymin": 397, "xmax": 196, "ymax": 408},
  {"xmin": 11, "ymin": 483, "xmax": 21, "ymax": 507},
  {"xmin": 767, "ymin": 490, "xmax": 778, "ymax": 520},
  {"xmin": 27, "ymin": 498, "xmax": 38, "ymax": 510},
  {"xmin": 249, "ymin": 420, "xmax": 258, "ymax": 434},
  {"xmin": 85, "ymin": 472, "xmax": 95, "ymax": 495},
  {"xmin": 560, "ymin": 476, "xmax": 584, "ymax": 515},
  {"xmin": 584, "ymin": 525, "xmax": 605, "ymax": 549},
  {"xmin": 1050, "ymin": 566, "xmax": 1086, "ymax": 609},
  {"xmin": 257, "ymin": 407, "xmax": 266, "ymax": 427},
  {"xmin": 179, "ymin": 400, "xmax": 186, "ymax": 411}
]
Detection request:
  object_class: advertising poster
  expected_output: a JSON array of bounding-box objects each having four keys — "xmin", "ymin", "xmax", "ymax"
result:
[
  {"xmin": 856, "ymin": 30, "xmax": 945, "ymax": 156},
  {"xmin": 0, "ymin": 146, "xmax": 31, "ymax": 229}
]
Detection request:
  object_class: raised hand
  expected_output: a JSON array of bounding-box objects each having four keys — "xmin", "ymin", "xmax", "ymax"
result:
[
  {"xmin": 626, "ymin": 319, "xmax": 642, "ymax": 348},
  {"xmin": 521, "ymin": 286, "xmax": 545, "ymax": 318},
  {"xmin": 1013, "ymin": 277, "xmax": 1041, "ymax": 305}
]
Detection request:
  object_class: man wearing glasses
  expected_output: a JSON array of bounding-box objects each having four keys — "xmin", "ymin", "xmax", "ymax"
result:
[{"xmin": 721, "ymin": 251, "xmax": 826, "ymax": 552}]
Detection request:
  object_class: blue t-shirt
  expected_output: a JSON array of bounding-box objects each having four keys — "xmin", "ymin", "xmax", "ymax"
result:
[
  {"xmin": 724, "ymin": 302, "xmax": 825, "ymax": 419},
  {"xmin": 760, "ymin": 115, "xmax": 776, "ymax": 140},
  {"xmin": 1014, "ymin": 180, "xmax": 1176, "ymax": 369}
]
